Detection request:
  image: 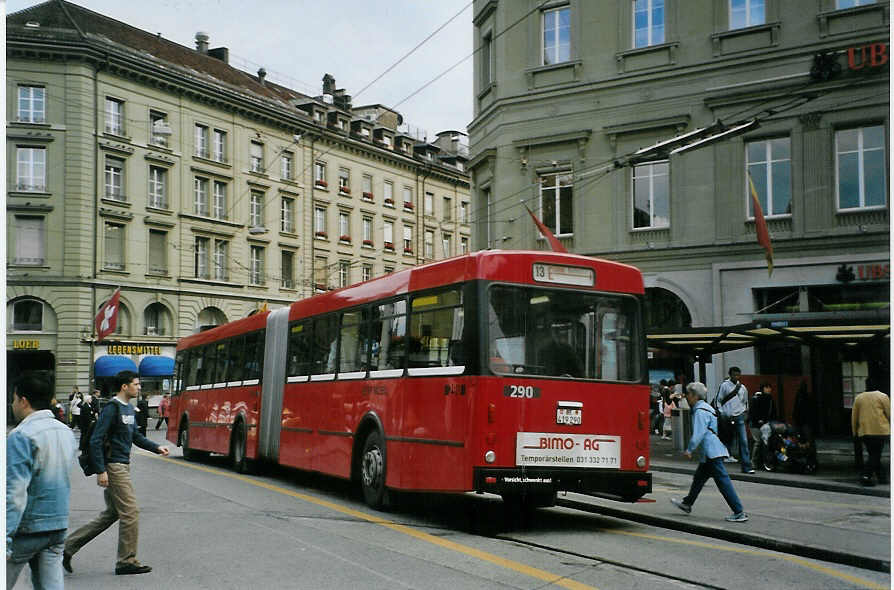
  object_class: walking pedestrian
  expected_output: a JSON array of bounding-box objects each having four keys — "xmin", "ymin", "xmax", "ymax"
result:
[
  {"xmin": 7, "ymin": 373, "xmax": 78, "ymax": 590},
  {"xmin": 155, "ymin": 394, "xmax": 170, "ymax": 430},
  {"xmin": 63, "ymin": 370, "xmax": 170, "ymax": 576},
  {"xmin": 78, "ymin": 392, "xmax": 95, "ymax": 440},
  {"xmin": 749, "ymin": 382, "xmax": 776, "ymax": 467},
  {"xmin": 70, "ymin": 392, "xmax": 82, "ymax": 430},
  {"xmin": 713, "ymin": 367, "xmax": 754, "ymax": 473},
  {"xmin": 670, "ymin": 382, "xmax": 749, "ymax": 522},
  {"xmin": 851, "ymin": 376, "xmax": 890, "ymax": 487},
  {"xmin": 136, "ymin": 395, "xmax": 149, "ymax": 437}
]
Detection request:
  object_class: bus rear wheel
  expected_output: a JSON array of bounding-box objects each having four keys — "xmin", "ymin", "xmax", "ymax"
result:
[
  {"xmin": 230, "ymin": 421, "xmax": 251, "ymax": 474},
  {"xmin": 360, "ymin": 430, "xmax": 389, "ymax": 509}
]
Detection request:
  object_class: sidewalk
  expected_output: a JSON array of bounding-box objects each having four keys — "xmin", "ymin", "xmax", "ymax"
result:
[{"xmin": 650, "ymin": 434, "xmax": 890, "ymax": 497}]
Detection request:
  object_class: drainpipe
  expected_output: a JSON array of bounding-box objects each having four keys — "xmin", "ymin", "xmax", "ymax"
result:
[
  {"xmin": 89, "ymin": 55, "xmax": 108, "ymax": 393},
  {"xmin": 418, "ymin": 162, "xmax": 431, "ymax": 265}
]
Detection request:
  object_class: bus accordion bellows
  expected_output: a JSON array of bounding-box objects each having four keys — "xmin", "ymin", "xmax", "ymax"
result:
[{"xmin": 167, "ymin": 250, "xmax": 652, "ymax": 509}]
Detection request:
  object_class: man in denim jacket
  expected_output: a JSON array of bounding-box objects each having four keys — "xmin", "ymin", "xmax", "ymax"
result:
[
  {"xmin": 670, "ymin": 382, "xmax": 749, "ymax": 522},
  {"xmin": 7, "ymin": 374, "xmax": 78, "ymax": 589}
]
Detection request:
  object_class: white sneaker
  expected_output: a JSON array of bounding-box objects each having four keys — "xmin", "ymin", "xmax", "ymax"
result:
[{"xmin": 723, "ymin": 457, "xmax": 738, "ymax": 463}]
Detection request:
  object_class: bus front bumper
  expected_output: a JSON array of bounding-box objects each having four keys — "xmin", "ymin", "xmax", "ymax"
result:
[{"xmin": 474, "ymin": 467, "xmax": 652, "ymax": 502}]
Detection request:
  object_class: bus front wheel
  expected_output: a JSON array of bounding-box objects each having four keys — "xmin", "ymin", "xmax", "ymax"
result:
[
  {"xmin": 180, "ymin": 423, "xmax": 207, "ymax": 462},
  {"xmin": 360, "ymin": 430, "xmax": 389, "ymax": 509}
]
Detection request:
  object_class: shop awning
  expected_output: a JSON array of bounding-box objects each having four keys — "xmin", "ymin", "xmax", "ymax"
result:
[
  {"xmin": 648, "ymin": 309, "xmax": 890, "ymax": 359},
  {"xmin": 138, "ymin": 355, "xmax": 174, "ymax": 377},
  {"xmin": 94, "ymin": 355, "xmax": 138, "ymax": 377}
]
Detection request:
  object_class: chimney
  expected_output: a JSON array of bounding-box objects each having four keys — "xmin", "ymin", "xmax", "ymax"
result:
[
  {"xmin": 208, "ymin": 47, "xmax": 229, "ymax": 63},
  {"xmin": 322, "ymin": 74, "xmax": 335, "ymax": 95},
  {"xmin": 257, "ymin": 68, "xmax": 267, "ymax": 86},
  {"xmin": 195, "ymin": 31, "xmax": 209, "ymax": 53}
]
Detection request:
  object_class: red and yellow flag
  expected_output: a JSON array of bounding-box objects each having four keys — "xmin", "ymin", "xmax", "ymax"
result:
[
  {"xmin": 524, "ymin": 205, "xmax": 567, "ymax": 253},
  {"xmin": 748, "ymin": 174, "xmax": 774, "ymax": 276}
]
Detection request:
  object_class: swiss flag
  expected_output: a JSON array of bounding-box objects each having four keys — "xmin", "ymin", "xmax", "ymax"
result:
[
  {"xmin": 524, "ymin": 205, "xmax": 568, "ymax": 253},
  {"xmin": 95, "ymin": 288, "xmax": 121, "ymax": 343}
]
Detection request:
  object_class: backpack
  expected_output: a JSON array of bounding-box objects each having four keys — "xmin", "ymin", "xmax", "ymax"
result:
[{"xmin": 78, "ymin": 401, "xmax": 119, "ymax": 476}]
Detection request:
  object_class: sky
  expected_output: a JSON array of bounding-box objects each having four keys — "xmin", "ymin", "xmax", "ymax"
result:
[{"xmin": 6, "ymin": 0, "xmax": 474, "ymax": 138}]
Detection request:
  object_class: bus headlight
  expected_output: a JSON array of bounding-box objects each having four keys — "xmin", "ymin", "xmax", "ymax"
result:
[
  {"xmin": 485, "ymin": 450, "xmax": 496, "ymax": 463},
  {"xmin": 636, "ymin": 456, "xmax": 646, "ymax": 468}
]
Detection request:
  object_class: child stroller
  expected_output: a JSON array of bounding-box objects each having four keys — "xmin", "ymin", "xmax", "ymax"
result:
[{"xmin": 756, "ymin": 421, "xmax": 818, "ymax": 474}]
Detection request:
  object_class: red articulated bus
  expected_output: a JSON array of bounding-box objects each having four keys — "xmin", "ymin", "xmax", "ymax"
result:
[{"xmin": 167, "ymin": 250, "xmax": 652, "ymax": 508}]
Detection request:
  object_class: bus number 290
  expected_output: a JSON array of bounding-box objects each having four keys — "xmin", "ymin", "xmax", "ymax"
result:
[{"xmin": 504, "ymin": 385, "xmax": 541, "ymax": 399}]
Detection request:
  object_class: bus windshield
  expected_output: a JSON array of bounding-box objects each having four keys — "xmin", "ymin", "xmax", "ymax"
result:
[{"xmin": 487, "ymin": 285, "xmax": 642, "ymax": 382}]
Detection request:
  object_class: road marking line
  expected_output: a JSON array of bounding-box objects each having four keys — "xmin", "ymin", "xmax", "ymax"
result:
[
  {"xmin": 143, "ymin": 454, "xmax": 596, "ymax": 590},
  {"xmin": 607, "ymin": 529, "xmax": 888, "ymax": 590}
]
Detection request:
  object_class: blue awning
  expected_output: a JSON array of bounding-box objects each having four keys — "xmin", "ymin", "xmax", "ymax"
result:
[
  {"xmin": 94, "ymin": 355, "xmax": 138, "ymax": 377},
  {"xmin": 139, "ymin": 355, "xmax": 174, "ymax": 377}
]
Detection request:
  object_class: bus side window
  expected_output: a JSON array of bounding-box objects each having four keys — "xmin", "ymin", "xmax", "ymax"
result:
[
  {"xmin": 338, "ymin": 309, "xmax": 367, "ymax": 373},
  {"xmin": 312, "ymin": 315, "xmax": 338, "ymax": 374},
  {"xmin": 214, "ymin": 340, "xmax": 229, "ymax": 384},
  {"xmin": 228, "ymin": 335, "xmax": 244, "ymax": 383},
  {"xmin": 370, "ymin": 299, "xmax": 406, "ymax": 371},
  {"xmin": 204, "ymin": 343, "xmax": 218, "ymax": 385},
  {"xmin": 186, "ymin": 348, "xmax": 200, "ymax": 387},
  {"xmin": 409, "ymin": 288, "xmax": 464, "ymax": 368},
  {"xmin": 174, "ymin": 350, "xmax": 187, "ymax": 394},
  {"xmin": 243, "ymin": 331, "xmax": 262, "ymax": 381},
  {"xmin": 287, "ymin": 321, "xmax": 312, "ymax": 377}
]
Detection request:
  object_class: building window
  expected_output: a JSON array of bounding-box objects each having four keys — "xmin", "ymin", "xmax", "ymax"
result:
[
  {"xmin": 460, "ymin": 236, "xmax": 469, "ymax": 254},
  {"xmin": 15, "ymin": 147, "xmax": 46, "ymax": 192},
  {"xmin": 362, "ymin": 174, "xmax": 373, "ymax": 199},
  {"xmin": 460, "ymin": 201, "xmax": 469, "ymax": 223},
  {"xmin": 250, "ymin": 141, "xmax": 264, "ymax": 173},
  {"xmin": 281, "ymin": 197, "xmax": 295, "ymax": 233},
  {"xmin": 314, "ymin": 206, "xmax": 327, "ymax": 237},
  {"xmin": 443, "ymin": 197, "xmax": 452, "ymax": 221},
  {"xmin": 384, "ymin": 265, "xmax": 394, "ymax": 275},
  {"xmin": 250, "ymin": 191, "xmax": 264, "ymax": 228},
  {"xmin": 403, "ymin": 187, "xmax": 413, "ymax": 209},
  {"xmin": 148, "ymin": 166, "xmax": 167, "ymax": 209},
  {"xmin": 634, "ymin": 0, "xmax": 664, "ymax": 47},
  {"xmin": 13, "ymin": 216, "xmax": 45, "ymax": 265},
  {"xmin": 315, "ymin": 161, "xmax": 327, "ymax": 186},
  {"xmin": 362, "ymin": 264, "xmax": 372, "ymax": 282},
  {"xmin": 338, "ymin": 168, "xmax": 351, "ymax": 194},
  {"xmin": 424, "ymin": 230, "xmax": 434, "ymax": 259},
  {"xmin": 424, "ymin": 192, "xmax": 434, "ymax": 216},
  {"xmin": 195, "ymin": 124, "xmax": 209, "ymax": 158},
  {"xmin": 339, "ymin": 211, "xmax": 350, "ymax": 240},
  {"xmin": 314, "ymin": 256, "xmax": 328, "ymax": 290},
  {"xmin": 148, "ymin": 229, "xmax": 167, "ymax": 274},
  {"xmin": 212, "ymin": 129, "xmax": 227, "ymax": 163},
  {"xmin": 104, "ymin": 222, "xmax": 125, "ymax": 270},
  {"xmin": 632, "ymin": 161, "xmax": 669, "ymax": 229},
  {"xmin": 104, "ymin": 157, "xmax": 125, "ymax": 201},
  {"xmin": 213, "ymin": 240, "xmax": 228, "ymax": 281},
  {"xmin": 12, "ymin": 299, "xmax": 43, "ymax": 331},
  {"xmin": 836, "ymin": 0, "xmax": 876, "ymax": 7},
  {"xmin": 540, "ymin": 172, "xmax": 574, "ymax": 235},
  {"xmin": 442, "ymin": 233, "xmax": 452, "ymax": 257},
  {"xmin": 194, "ymin": 236, "xmax": 209, "ymax": 279},
  {"xmin": 339, "ymin": 261, "xmax": 350, "ymax": 288},
  {"xmin": 194, "ymin": 177, "xmax": 209, "ymax": 216},
  {"xmin": 837, "ymin": 125, "xmax": 886, "ymax": 210},
  {"xmin": 281, "ymin": 250, "xmax": 295, "ymax": 289},
  {"xmin": 729, "ymin": 0, "xmax": 765, "ymax": 29},
  {"xmin": 542, "ymin": 6, "xmax": 570, "ymax": 65},
  {"xmin": 362, "ymin": 217, "xmax": 373, "ymax": 245},
  {"xmin": 250, "ymin": 246, "xmax": 265, "ymax": 285},
  {"xmin": 384, "ymin": 180, "xmax": 394, "ymax": 204},
  {"xmin": 213, "ymin": 181, "xmax": 227, "ymax": 219},
  {"xmin": 105, "ymin": 98, "xmax": 124, "ymax": 135},
  {"xmin": 144, "ymin": 303, "xmax": 168, "ymax": 336},
  {"xmin": 481, "ymin": 31, "xmax": 493, "ymax": 86},
  {"xmin": 747, "ymin": 138, "xmax": 791, "ymax": 217},
  {"xmin": 403, "ymin": 225, "xmax": 413, "ymax": 252},
  {"xmin": 149, "ymin": 111, "xmax": 169, "ymax": 147},
  {"xmin": 384, "ymin": 220, "xmax": 394, "ymax": 248},
  {"xmin": 281, "ymin": 151, "xmax": 293, "ymax": 180},
  {"xmin": 17, "ymin": 86, "xmax": 46, "ymax": 123}
]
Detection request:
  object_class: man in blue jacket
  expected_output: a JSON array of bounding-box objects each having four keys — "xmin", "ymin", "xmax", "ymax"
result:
[
  {"xmin": 670, "ymin": 382, "xmax": 749, "ymax": 522},
  {"xmin": 63, "ymin": 370, "xmax": 169, "ymax": 576},
  {"xmin": 7, "ymin": 374, "xmax": 78, "ymax": 589}
]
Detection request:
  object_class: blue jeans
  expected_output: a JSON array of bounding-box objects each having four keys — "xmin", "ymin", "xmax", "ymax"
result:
[
  {"xmin": 732, "ymin": 414, "xmax": 753, "ymax": 470},
  {"xmin": 683, "ymin": 458, "xmax": 744, "ymax": 515},
  {"xmin": 6, "ymin": 529, "xmax": 66, "ymax": 590}
]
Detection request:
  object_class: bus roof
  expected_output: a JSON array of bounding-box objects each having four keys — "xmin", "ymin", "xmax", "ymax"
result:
[{"xmin": 177, "ymin": 250, "xmax": 642, "ymax": 350}]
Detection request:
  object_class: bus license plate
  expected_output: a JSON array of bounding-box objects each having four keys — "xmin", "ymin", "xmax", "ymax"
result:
[{"xmin": 556, "ymin": 407, "xmax": 581, "ymax": 425}]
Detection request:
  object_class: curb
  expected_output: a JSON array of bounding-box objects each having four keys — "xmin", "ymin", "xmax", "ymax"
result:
[
  {"xmin": 557, "ymin": 497, "xmax": 891, "ymax": 573},
  {"xmin": 650, "ymin": 464, "xmax": 891, "ymax": 498}
]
